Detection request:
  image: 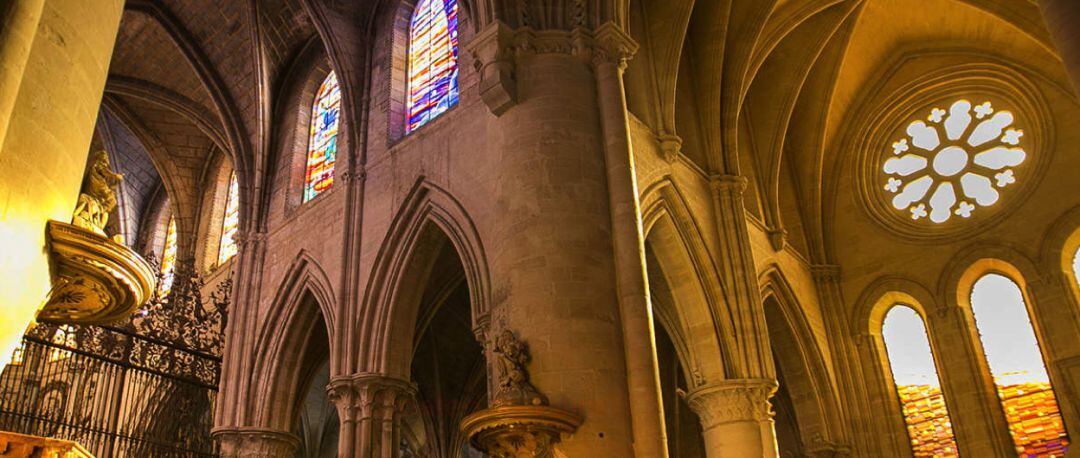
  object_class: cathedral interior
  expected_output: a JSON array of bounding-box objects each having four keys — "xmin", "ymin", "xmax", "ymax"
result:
[{"xmin": 2, "ymin": 0, "xmax": 1080, "ymax": 457}]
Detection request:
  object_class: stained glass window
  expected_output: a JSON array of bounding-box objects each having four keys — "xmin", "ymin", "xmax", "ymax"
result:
[
  {"xmin": 406, "ymin": 0, "xmax": 459, "ymax": 133},
  {"xmin": 882, "ymin": 99, "xmax": 1027, "ymax": 223},
  {"xmin": 304, "ymin": 72, "xmax": 341, "ymax": 202},
  {"xmin": 159, "ymin": 216, "xmax": 177, "ymax": 295},
  {"xmin": 971, "ymin": 273, "xmax": 1069, "ymax": 456},
  {"xmin": 217, "ymin": 172, "xmax": 239, "ymax": 265},
  {"xmin": 882, "ymin": 305, "xmax": 958, "ymax": 457}
]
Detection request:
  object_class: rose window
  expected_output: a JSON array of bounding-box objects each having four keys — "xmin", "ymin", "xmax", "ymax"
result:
[{"xmin": 882, "ymin": 99, "xmax": 1027, "ymax": 224}]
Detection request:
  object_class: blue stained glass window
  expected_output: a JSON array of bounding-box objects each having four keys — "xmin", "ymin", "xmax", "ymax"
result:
[{"xmin": 406, "ymin": 0, "xmax": 459, "ymax": 133}]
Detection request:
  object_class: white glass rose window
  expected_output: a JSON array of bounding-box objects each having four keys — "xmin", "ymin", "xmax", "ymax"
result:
[{"xmin": 882, "ymin": 100, "xmax": 1027, "ymax": 224}]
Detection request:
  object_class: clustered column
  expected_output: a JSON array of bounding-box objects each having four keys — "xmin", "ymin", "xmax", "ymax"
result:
[
  {"xmin": 327, "ymin": 374, "xmax": 416, "ymax": 458},
  {"xmin": 694, "ymin": 174, "xmax": 780, "ymax": 456}
]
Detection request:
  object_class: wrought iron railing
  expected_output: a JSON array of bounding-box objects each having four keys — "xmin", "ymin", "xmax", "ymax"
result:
[{"xmin": 0, "ymin": 268, "xmax": 229, "ymax": 457}]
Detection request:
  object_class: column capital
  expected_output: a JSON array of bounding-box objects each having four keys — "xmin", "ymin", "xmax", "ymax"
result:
[
  {"xmin": 591, "ymin": 22, "xmax": 638, "ymax": 68},
  {"xmin": 709, "ymin": 174, "xmax": 749, "ymax": 195},
  {"xmin": 810, "ymin": 264, "xmax": 842, "ymax": 284},
  {"xmin": 211, "ymin": 426, "xmax": 299, "ymax": 458},
  {"xmin": 327, "ymin": 373, "xmax": 417, "ymax": 421},
  {"xmin": 684, "ymin": 378, "xmax": 777, "ymax": 430}
]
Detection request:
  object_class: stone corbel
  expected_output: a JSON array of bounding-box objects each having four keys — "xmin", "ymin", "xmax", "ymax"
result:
[
  {"xmin": 766, "ymin": 227, "xmax": 787, "ymax": 251},
  {"xmin": 658, "ymin": 133, "xmax": 682, "ymax": 164},
  {"xmin": 468, "ymin": 21, "xmax": 517, "ymax": 116}
]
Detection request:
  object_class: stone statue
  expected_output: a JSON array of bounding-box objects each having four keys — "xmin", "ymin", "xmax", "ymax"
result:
[
  {"xmin": 491, "ymin": 329, "xmax": 547, "ymax": 407},
  {"xmin": 72, "ymin": 150, "xmax": 123, "ymax": 238}
]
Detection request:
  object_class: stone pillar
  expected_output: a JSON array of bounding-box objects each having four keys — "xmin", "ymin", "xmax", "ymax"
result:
[
  {"xmin": 708, "ymin": 175, "xmax": 774, "ymax": 378},
  {"xmin": 1038, "ymin": 0, "xmax": 1080, "ymax": 94},
  {"xmin": 684, "ymin": 379, "xmax": 778, "ymax": 457},
  {"xmin": 215, "ymin": 230, "xmax": 269, "ymax": 431},
  {"xmin": 327, "ymin": 374, "xmax": 416, "ymax": 458},
  {"xmin": 214, "ymin": 428, "xmax": 299, "ymax": 458},
  {"xmin": 1025, "ymin": 275, "xmax": 1080, "ymax": 435},
  {"xmin": 851, "ymin": 334, "xmax": 911, "ymax": 456},
  {"xmin": 592, "ymin": 24, "xmax": 669, "ymax": 458},
  {"xmin": 471, "ymin": 23, "xmax": 638, "ymax": 457},
  {"xmin": 809, "ymin": 265, "xmax": 860, "ymax": 453},
  {"xmin": 0, "ymin": 0, "xmax": 124, "ymax": 367},
  {"xmin": 703, "ymin": 174, "xmax": 778, "ymax": 455},
  {"xmin": 925, "ymin": 306, "xmax": 1014, "ymax": 457}
]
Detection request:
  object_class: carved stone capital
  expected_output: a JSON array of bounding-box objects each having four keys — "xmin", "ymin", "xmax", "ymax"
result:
[
  {"xmin": 328, "ymin": 373, "xmax": 417, "ymax": 422},
  {"xmin": 592, "ymin": 22, "xmax": 638, "ymax": 68},
  {"xmin": 212, "ymin": 427, "xmax": 299, "ymax": 458},
  {"xmin": 235, "ymin": 230, "xmax": 267, "ymax": 248},
  {"xmin": 468, "ymin": 21, "xmax": 518, "ymax": 115},
  {"xmin": 709, "ymin": 174, "xmax": 749, "ymax": 197},
  {"xmin": 810, "ymin": 264, "xmax": 842, "ymax": 284},
  {"xmin": 684, "ymin": 378, "xmax": 777, "ymax": 430}
]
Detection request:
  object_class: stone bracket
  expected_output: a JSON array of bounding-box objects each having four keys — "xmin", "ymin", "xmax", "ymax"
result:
[{"xmin": 468, "ymin": 21, "xmax": 518, "ymax": 116}]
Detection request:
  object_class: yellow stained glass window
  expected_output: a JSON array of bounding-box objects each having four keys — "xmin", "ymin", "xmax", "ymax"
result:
[
  {"xmin": 217, "ymin": 172, "xmax": 239, "ymax": 265},
  {"xmin": 882, "ymin": 305, "xmax": 958, "ymax": 457},
  {"xmin": 971, "ymin": 273, "xmax": 1069, "ymax": 456},
  {"xmin": 159, "ymin": 216, "xmax": 177, "ymax": 294}
]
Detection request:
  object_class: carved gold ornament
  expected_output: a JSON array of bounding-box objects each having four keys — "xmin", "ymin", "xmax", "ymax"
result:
[{"xmin": 38, "ymin": 221, "xmax": 156, "ymax": 324}]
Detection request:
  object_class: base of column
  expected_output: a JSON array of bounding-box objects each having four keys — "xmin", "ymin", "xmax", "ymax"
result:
[{"xmin": 212, "ymin": 426, "xmax": 299, "ymax": 458}]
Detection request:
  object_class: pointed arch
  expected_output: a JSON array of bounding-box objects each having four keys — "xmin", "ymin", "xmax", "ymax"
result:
[
  {"xmin": 249, "ymin": 251, "xmax": 338, "ymax": 431},
  {"xmin": 357, "ymin": 177, "xmax": 491, "ymax": 377},
  {"xmin": 758, "ymin": 265, "xmax": 846, "ymax": 451},
  {"xmin": 641, "ymin": 178, "xmax": 731, "ymax": 383}
]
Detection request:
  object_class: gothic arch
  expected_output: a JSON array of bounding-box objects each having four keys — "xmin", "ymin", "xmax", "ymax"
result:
[
  {"xmin": 250, "ymin": 251, "xmax": 338, "ymax": 431},
  {"xmin": 641, "ymin": 178, "xmax": 730, "ymax": 384},
  {"xmin": 853, "ymin": 276, "xmax": 939, "ymax": 337},
  {"xmin": 758, "ymin": 266, "xmax": 847, "ymax": 451},
  {"xmin": 356, "ymin": 178, "xmax": 491, "ymax": 377}
]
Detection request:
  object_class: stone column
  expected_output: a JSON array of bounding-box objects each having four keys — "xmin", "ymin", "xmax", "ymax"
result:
[
  {"xmin": 708, "ymin": 175, "xmax": 774, "ymax": 378},
  {"xmin": 684, "ymin": 379, "xmax": 778, "ymax": 457},
  {"xmin": 1025, "ymin": 275, "xmax": 1080, "ymax": 435},
  {"xmin": 703, "ymin": 174, "xmax": 778, "ymax": 455},
  {"xmin": 809, "ymin": 265, "xmax": 860, "ymax": 453},
  {"xmin": 592, "ymin": 24, "xmax": 669, "ymax": 458},
  {"xmin": 0, "ymin": 0, "xmax": 124, "ymax": 367},
  {"xmin": 851, "ymin": 334, "xmax": 911, "ymax": 456},
  {"xmin": 327, "ymin": 374, "xmax": 416, "ymax": 458},
  {"xmin": 926, "ymin": 306, "xmax": 1014, "ymax": 457},
  {"xmin": 1038, "ymin": 0, "xmax": 1080, "ymax": 94},
  {"xmin": 470, "ymin": 22, "xmax": 638, "ymax": 457},
  {"xmin": 214, "ymin": 427, "xmax": 299, "ymax": 458}
]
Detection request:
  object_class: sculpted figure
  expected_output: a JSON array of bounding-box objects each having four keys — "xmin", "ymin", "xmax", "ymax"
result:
[
  {"xmin": 492, "ymin": 329, "xmax": 547, "ymax": 407},
  {"xmin": 72, "ymin": 150, "xmax": 123, "ymax": 236}
]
